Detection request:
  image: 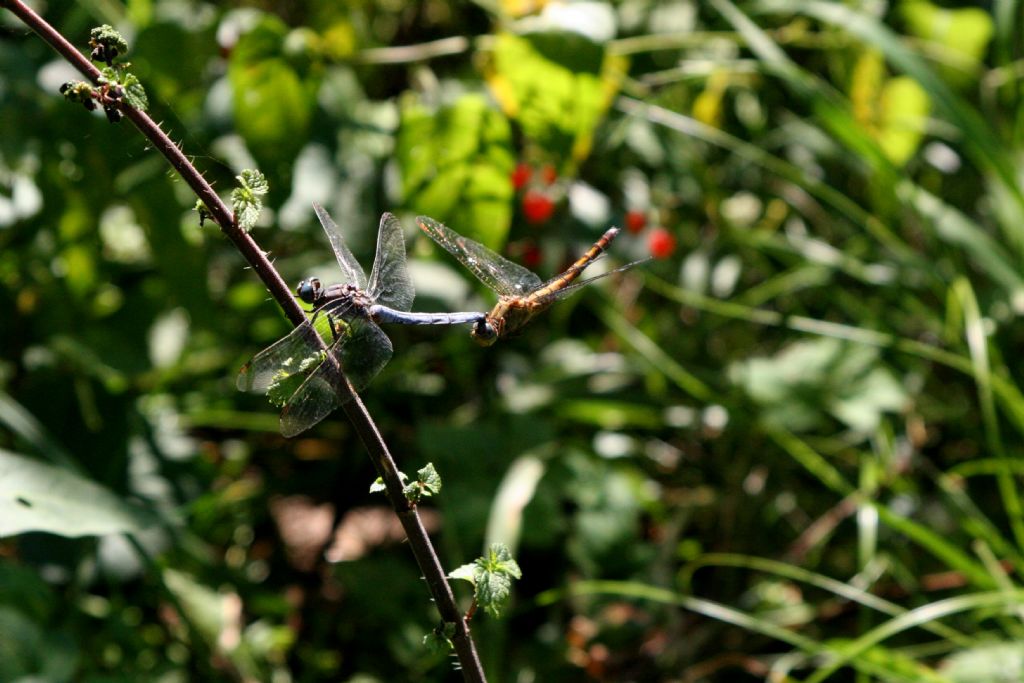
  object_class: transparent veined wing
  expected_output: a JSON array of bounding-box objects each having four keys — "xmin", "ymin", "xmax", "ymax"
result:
[
  {"xmin": 416, "ymin": 216, "xmax": 542, "ymax": 297},
  {"xmin": 313, "ymin": 203, "xmax": 366, "ymax": 290},
  {"xmin": 278, "ymin": 356, "xmax": 345, "ymax": 437},
  {"xmin": 366, "ymin": 212, "xmax": 414, "ymax": 313},
  {"xmin": 336, "ymin": 316, "xmax": 393, "ymax": 392},
  {"xmin": 278, "ymin": 317, "xmax": 392, "ymax": 436},
  {"xmin": 237, "ymin": 315, "xmax": 334, "ymax": 395}
]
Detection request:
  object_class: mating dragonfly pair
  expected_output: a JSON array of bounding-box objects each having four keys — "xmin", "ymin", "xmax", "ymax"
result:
[{"xmin": 238, "ymin": 204, "xmax": 638, "ymax": 436}]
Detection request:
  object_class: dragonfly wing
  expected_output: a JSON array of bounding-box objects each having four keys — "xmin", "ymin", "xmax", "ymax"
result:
[
  {"xmin": 338, "ymin": 317, "xmax": 393, "ymax": 391},
  {"xmin": 279, "ymin": 356, "xmax": 346, "ymax": 437},
  {"xmin": 237, "ymin": 300, "xmax": 355, "ymax": 394},
  {"xmin": 417, "ymin": 216, "xmax": 542, "ymax": 297},
  {"xmin": 237, "ymin": 318, "xmax": 325, "ymax": 394},
  {"xmin": 367, "ymin": 212, "xmax": 414, "ymax": 313},
  {"xmin": 280, "ymin": 317, "xmax": 392, "ymax": 436},
  {"xmin": 313, "ymin": 203, "xmax": 367, "ymax": 289}
]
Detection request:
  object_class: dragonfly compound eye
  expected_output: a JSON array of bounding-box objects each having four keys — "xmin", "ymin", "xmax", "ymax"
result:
[
  {"xmin": 470, "ymin": 320, "xmax": 499, "ymax": 346},
  {"xmin": 296, "ymin": 278, "xmax": 321, "ymax": 304}
]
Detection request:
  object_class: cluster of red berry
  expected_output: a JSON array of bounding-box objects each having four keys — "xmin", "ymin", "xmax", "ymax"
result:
[
  {"xmin": 510, "ymin": 162, "xmax": 677, "ymax": 260},
  {"xmin": 511, "ymin": 162, "xmax": 558, "ymax": 224},
  {"xmin": 624, "ymin": 209, "xmax": 676, "ymax": 259}
]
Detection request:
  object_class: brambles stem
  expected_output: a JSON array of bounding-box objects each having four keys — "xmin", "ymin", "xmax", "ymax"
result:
[{"xmin": 2, "ymin": 1, "xmax": 485, "ymax": 680}]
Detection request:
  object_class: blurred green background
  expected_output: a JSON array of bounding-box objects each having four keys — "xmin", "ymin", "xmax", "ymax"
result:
[{"xmin": 3, "ymin": 0, "xmax": 1024, "ymax": 681}]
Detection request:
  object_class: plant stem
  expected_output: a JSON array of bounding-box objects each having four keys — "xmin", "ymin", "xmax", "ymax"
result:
[{"xmin": 2, "ymin": 1, "xmax": 485, "ymax": 680}]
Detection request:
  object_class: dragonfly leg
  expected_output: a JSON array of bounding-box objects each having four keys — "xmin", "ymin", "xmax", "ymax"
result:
[{"xmin": 325, "ymin": 309, "xmax": 342, "ymax": 343}]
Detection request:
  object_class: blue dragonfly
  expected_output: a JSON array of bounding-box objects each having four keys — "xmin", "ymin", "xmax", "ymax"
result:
[{"xmin": 238, "ymin": 205, "xmax": 485, "ymax": 437}]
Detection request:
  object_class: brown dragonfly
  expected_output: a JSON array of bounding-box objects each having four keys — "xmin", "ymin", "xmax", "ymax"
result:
[{"xmin": 417, "ymin": 217, "xmax": 643, "ymax": 346}]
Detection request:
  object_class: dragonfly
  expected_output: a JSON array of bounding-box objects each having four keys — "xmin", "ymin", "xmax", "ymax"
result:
[
  {"xmin": 238, "ymin": 205, "xmax": 486, "ymax": 437},
  {"xmin": 416, "ymin": 216, "xmax": 643, "ymax": 346}
]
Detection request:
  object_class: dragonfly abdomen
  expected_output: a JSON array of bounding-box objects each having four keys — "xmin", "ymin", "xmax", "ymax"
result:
[{"xmin": 369, "ymin": 305, "xmax": 486, "ymax": 327}]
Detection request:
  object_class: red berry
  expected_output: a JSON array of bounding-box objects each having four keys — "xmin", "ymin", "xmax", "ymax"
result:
[
  {"xmin": 625, "ymin": 209, "xmax": 646, "ymax": 234},
  {"xmin": 648, "ymin": 227, "xmax": 676, "ymax": 259},
  {"xmin": 540, "ymin": 164, "xmax": 557, "ymax": 185},
  {"xmin": 521, "ymin": 242, "xmax": 542, "ymax": 269},
  {"xmin": 522, "ymin": 190, "xmax": 555, "ymax": 224},
  {"xmin": 511, "ymin": 162, "xmax": 532, "ymax": 191}
]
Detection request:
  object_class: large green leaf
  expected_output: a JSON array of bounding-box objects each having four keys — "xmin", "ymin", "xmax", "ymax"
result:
[
  {"xmin": 0, "ymin": 450, "xmax": 158, "ymax": 538},
  {"xmin": 228, "ymin": 14, "xmax": 321, "ymax": 167},
  {"xmin": 849, "ymin": 51, "xmax": 931, "ymax": 166},
  {"xmin": 730, "ymin": 338, "xmax": 907, "ymax": 434},
  {"xmin": 901, "ymin": 0, "xmax": 994, "ymax": 85},
  {"xmin": 397, "ymin": 93, "xmax": 514, "ymax": 249},
  {"xmin": 486, "ymin": 31, "xmax": 627, "ymax": 173}
]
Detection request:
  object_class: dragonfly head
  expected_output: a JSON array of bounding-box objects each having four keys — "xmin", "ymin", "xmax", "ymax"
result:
[
  {"xmin": 296, "ymin": 278, "xmax": 322, "ymax": 305},
  {"xmin": 470, "ymin": 318, "xmax": 499, "ymax": 346}
]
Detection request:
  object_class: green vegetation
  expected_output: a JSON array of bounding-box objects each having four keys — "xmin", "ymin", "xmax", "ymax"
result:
[{"xmin": 3, "ymin": 0, "xmax": 1024, "ymax": 681}]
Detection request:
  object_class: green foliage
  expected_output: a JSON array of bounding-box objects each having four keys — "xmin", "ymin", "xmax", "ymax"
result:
[
  {"xmin": 403, "ymin": 462, "xmax": 441, "ymax": 504},
  {"xmin": 486, "ymin": 31, "xmax": 627, "ymax": 173},
  {"xmin": 423, "ymin": 621, "xmax": 455, "ymax": 655},
  {"xmin": 730, "ymin": 338, "xmax": 908, "ymax": 434},
  {"xmin": 231, "ymin": 169, "xmax": 269, "ymax": 231},
  {"xmin": 450, "ymin": 543, "xmax": 521, "ymax": 619},
  {"xmin": 228, "ymin": 14, "xmax": 321, "ymax": 169},
  {"xmin": 396, "ymin": 94, "xmax": 515, "ymax": 249}
]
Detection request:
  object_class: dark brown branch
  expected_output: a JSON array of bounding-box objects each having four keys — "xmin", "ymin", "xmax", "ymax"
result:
[{"xmin": 2, "ymin": 1, "xmax": 484, "ymax": 680}]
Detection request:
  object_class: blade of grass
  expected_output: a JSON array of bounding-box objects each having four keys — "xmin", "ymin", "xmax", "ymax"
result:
[
  {"xmin": 803, "ymin": 589, "xmax": 1024, "ymax": 683},
  {"xmin": 644, "ymin": 274, "xmax": 1024, "ymax": 438},
  {"xmin": 769, "ymin": 427, "xmax": 996, "ymax": 589},
  {"xmin": 538, "ymin": 580, "xmax": 952, "ymax": 682},
  {"xmin": 683, "ymin": 553, "xmax": 977, "ymax": 647},
  {"xmin": 777, "ymin": 0, "xmax": 1024, "ymax": 226},
  {"xmin": 952, "ymin": 278, "xmax": 1024, "ymax": 555},
  {"xmin": 596, "ymin": 299, "xmax": 713, "ymax": 402}
]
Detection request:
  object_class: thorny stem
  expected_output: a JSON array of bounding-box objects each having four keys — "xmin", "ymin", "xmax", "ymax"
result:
[{"xmin": 3, "ymin": 2, "xmax": 486, "ymax": 681}]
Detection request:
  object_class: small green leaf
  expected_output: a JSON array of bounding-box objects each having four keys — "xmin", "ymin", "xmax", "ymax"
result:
[
  {"xmin": 423, "ymin": 621, "xmax": 456, "ymax": 655},
  {"xmin": 231, "ymin": 169, "xmax": 269, "ymax": 231},
  {"xmin": 417, "ymin": 463, "xmax": 441, "ymax": 495},
  {"xmin": 119, "ymin": 72, "xmax": 149, "ymax": 111},
  {"xmin": 902, "ymin": 1, "xmax": 994, "ymax": 85},
  {"xmin": 449, "ymin": 543, "xmax": 522, "ymax": 619},
  {"xmin": 370, "ymin": 472, "xmax": 408, "ymax": 494},
  {"xmin": 448, "ymin": 562, "xmax": 477, "ymax": 584},
  {"xmin": 402, "ymin": 463, "xmax": 442, "ymax": 504}
]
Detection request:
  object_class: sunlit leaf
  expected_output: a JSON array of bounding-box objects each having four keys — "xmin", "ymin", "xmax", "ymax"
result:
[
  {"xmin": 850, "ymin": 51, "xmax": 930, "ymax": 165},
  {"xmin": 397, "ymin": 93, "xmax": 514, "ymax": 249},
  {"xmin": 943, "ymin": 642, "xmax": 1024, "ymax": 682},
  {"xmin": 228, "ymin": 14, "xmax": 321, "ymax": 166},
  {"xmin": 902, "ymin": 1, "xmax": 994, "ymax": 84},
  {"xmin": 486, "ymin": 31, "xmax": 627, "ymax": 173},
  {"xmin": 0, "ymin": 450, "xmax": 158, "ymax": 538}
]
